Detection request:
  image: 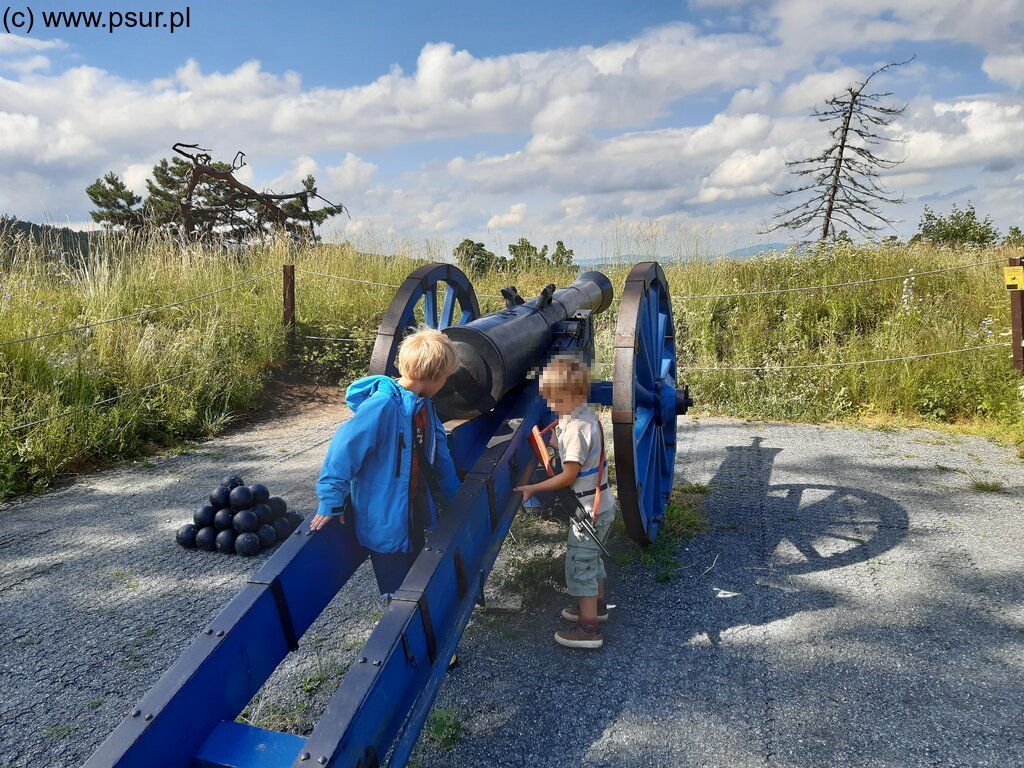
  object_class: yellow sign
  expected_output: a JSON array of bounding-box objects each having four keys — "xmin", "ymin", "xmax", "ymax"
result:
[{"xmin": 1005, "ymin": 266, "xmax": 1024, "ymax": 290}]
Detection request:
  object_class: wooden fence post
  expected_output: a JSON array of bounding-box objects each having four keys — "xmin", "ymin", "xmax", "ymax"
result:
[
  {"xmin": 1010, "ymin": 256, "xmax": 1023, "ymax": 374},
  {"xmin": 283, "ymin": 264, "xmax": 295, "ymax": 360}
]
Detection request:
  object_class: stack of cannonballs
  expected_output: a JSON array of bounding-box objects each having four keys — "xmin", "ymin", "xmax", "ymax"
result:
[{"xmin": 176, "ymin": 475, "xmax": 304, "ymax": 557}]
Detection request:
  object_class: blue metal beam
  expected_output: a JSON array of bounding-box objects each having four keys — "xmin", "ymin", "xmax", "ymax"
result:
[
  {"xmin": 193, "ymin": 722, "xmax": 307, "ymax": 768},
  {"xmin": 84, "ymin": 516, "xmax": 367, "ymax": 767}
]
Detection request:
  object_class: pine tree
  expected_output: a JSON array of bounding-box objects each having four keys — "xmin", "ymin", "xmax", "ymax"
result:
[
  {"xmin": 85, "ymin": 172, "xmax": 144, "ymax": 230},
  {"xmin": 767, "ymin": 58, "xmax": 912, "ymax": 242},
  {"xmin": 86, "ymin": 147, "xmax": 345, "ymax": 243}
]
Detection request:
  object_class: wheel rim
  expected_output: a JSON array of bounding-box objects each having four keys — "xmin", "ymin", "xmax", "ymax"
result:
[
  {"xmin": 369, "ymin": 264, "xmax": 480, "ymax": 376},
  {"xmin": 612, "ymin": 262, "xmax": 677, "ymax": 545}
]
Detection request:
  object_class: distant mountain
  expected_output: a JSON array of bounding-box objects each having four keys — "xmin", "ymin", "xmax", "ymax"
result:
[
  {"xmin": 0, "ymin": 217, "xmax": 94, "ymax": 257},
  {"xmin": 726, "ymin": 243, "xmax": 791, "ymax": 259}
]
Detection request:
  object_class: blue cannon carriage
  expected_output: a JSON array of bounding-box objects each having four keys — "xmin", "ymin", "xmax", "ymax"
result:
[{"xmin": 84, "ymin": 262, "xmax": 691, "ymax": 768}]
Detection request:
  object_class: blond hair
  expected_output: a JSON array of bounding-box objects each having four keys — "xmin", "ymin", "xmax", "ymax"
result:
[
  {"xmin": 397, "ymin": 327, "xmax": 460, "ymax": 381},
  {"xmin": 539, "ymin": 354, "xmax": 591, "ymax": 399}
]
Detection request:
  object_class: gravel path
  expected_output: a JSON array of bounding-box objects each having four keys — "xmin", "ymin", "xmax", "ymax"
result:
[{"xmin": 2, "ymin": 407, "xmax": 1022, "ymax": 767}]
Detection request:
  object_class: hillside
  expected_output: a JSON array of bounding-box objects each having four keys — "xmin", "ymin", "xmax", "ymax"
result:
[
  {"xmin": 0, "ymin": 216, "xmax": 94, "ymax": 257},
  {"xmin": 0, "ymin": 230, "xmax": 1021, "ymax": 499}
]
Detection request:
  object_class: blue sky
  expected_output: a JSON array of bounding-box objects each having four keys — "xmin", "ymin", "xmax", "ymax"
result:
[{"xmin": 0, "ymin": 0, "xmax": 1022, "ymax": 255}]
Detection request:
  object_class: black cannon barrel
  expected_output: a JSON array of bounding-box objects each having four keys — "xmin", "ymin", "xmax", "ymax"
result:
[{"xmin": 436, "ymin": 271, "xmax": 613, "ymax": 419}]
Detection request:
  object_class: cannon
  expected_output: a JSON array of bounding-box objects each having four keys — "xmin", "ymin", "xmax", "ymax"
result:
[{"xmin": 85, "ymin": 262, "xmax": 691, "ymax": 768}]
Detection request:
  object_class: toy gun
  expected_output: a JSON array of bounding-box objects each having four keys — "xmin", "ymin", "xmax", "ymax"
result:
[{"xmin": 527, "ymin": 421, "xmax": 611, "ymax": 558}]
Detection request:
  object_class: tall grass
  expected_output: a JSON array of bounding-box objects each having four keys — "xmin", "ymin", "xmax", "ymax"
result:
[{"xmin": 1, "ymin": 225, "xmax": 1021, "ymax": 499}]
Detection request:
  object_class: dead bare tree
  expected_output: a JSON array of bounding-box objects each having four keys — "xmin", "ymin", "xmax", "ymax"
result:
[
  {"xmin": 172, "ymin": 143, "xmax": 346, "ymax": 243},
  {"xmin": 765, "ymin": 58, "xmax": 913, "ymax": 242}
]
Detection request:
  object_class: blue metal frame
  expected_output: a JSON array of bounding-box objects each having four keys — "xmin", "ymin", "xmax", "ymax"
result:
[{"xmin": 84, "ymin": 279, "xmax": 644, "ymax": 768}]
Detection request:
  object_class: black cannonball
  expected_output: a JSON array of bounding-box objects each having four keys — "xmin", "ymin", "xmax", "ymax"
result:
[
  {"xmin": 256, "ymin": 523, "xmax": 277, "ymax": 549},
  {"xmin": 273, "ymin": 516, "xmax": 293, "ymax": 539},
  {"xmin": 232, "ymin": 509, "xmax": 258, "ymax": 534},
  {"xmin": 267, "ymin": 496, "xmax": 287, "ymax": 518},
  {"xmin": 215, "ymin": 529, "xmax": 237, "ymax": 554},
  {"xmin": 229, "ymin": 485, "xmax": 254, "ymax": 511},
  {"xmin": 214, "ymin": 507, "xmax": 235, "ymax": 531},
  {"xmin": 195, "ymin": 526, "xmax": 218, "ymax": 551},
  {"xmin": 252, "ymin": 503, "xmax": 273, "ymax": 526},
  {"xmin": 221, "ymin": 474, "xmax": 244, "ymax": 489},
  {"xmin": 214, "ymin": 528, "xmax": 235, "ymax": 552},
  {"xmin": 285, "ymin": 511, "xmax": 303, "ymax": 530},
  {"xmin": 193, "ymin": 504, "xmax": 216, "ymax": 528},
  {"xmin": 209, "ymin": 485, "xmax": 231, "ymax": 510},
  {"xmin": 248, "ymin": 483, "xmax": 270, "ymax": 505},
  {"xmin": 176, "ymin": 523, "xmax": 197, "ymax": 549},
  {"xmin": 235, "ymin": 532, "xmax": 261, "ymax": 557}
]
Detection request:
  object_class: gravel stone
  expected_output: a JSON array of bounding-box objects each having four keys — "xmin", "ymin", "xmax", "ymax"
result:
[{"xmin": 2, "ymin": 412, "xmax": 1023, "ymax": 767}]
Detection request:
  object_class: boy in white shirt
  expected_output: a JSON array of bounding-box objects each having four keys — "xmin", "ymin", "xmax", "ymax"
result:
[{"xmin": 515, "ymin": 355, "xmax": 615, "ymax": 649}]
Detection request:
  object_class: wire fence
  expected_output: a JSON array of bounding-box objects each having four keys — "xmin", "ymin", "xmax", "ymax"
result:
[
  {"xmin": 594, "ymin": 341, "xmax": 1011, "ymax": 373},
  {"xmin": 670, "ymin": 257, "xmax": 1004, "ymax": 301},
  {"xmin": 3, "ymin": 257, "xmax": 1016, "ymax": 435},
  {"xmin": 0, "ymin": 270, "xmax": 277, "ymax": 351},
  {"xmin": 10, "ymin": 371, "xmax": 194, "ymax": 432},
  {"xmin": 294, "ymin": 267, "xmax": 504, "ymax": 298}
]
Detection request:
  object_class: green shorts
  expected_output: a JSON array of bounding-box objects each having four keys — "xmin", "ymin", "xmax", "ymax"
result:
[{"xmin": 565, "ymin": 505, "xmax": 615, "ymax": 597}]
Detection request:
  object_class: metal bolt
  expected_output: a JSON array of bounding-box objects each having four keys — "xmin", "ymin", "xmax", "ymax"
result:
[
  {"xmin": 318, "ymin": 758, "xmax": 327, "ymax": 765},
  {"xmin": 306, "ymin": 530, "xmax": 313, "ymax": 535},
  {"xmin": 294, "ymin": 529, "xmax": 302, "ymax": 535},
  {"xmin": 144, "ymin": 713, "xmax": 153, "ymax": 721},
  {"xmin": 216, "ymin": 630, "xmax": 224, "ymax": 637},
  {"xmin": 357, "ymin": 657, "xmax": 366, "ymax": 663},
  {"xmin": 424, "ymin": 546, "xmax": 431, "ymax": 551},
  {"xmin": 372, "ymin": 659, "xmax": 382, "ymax": 667},
  {"xmin": 204, "ymin": 629, "xmax": 213, "ymax": 635},
  {"xmin": 436, "ymin": 548, "xmax": 443, "ymax": 554},
  {"xmin": 132, "ymin": 709, "xmax": 141, "ymax": 717},
  {"xmin": 299, "ymin": 752, "xmax": 310, "ymax": 761}
]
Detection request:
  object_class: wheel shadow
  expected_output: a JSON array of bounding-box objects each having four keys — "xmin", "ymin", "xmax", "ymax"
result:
[{"xmin": 424, "ymin": 435, "xmax": 924, "ymax": 767}]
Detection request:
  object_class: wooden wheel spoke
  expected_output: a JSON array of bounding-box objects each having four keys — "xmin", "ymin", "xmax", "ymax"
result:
[
  {"xmin": 369, "ymin": 264, "xmax": 480, "ymax": 377},
  {"xmin": 423, "ymin": 285, "xmax": 439, "ymax": 329},
  {"xmin": 439, "ymin": 283, "xmax": 457, "ymax": 328}
]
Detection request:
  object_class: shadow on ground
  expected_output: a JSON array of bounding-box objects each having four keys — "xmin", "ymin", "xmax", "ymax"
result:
[{"xmin": 421, "ymin": 429, "xmax": 1023, "ymax": 768}]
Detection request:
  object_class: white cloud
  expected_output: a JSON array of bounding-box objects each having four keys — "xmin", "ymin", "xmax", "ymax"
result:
[
  {"xmin": 122, "ymin": 163, "xmax": 153, "ymax": 195},
  {"xmin": 486, "ymin": 202, "xmax": 527, "ymax": 229},
  {"xmin": 983, "ymin": 53, "xmax": 1024, "ymax": 88},
  {"xmin": 325, "ymin": 153, "xmax": 377, "ymax": 196},
  {"xmin": 0, "ymin": 36, "xmax": 65, "ymax": 55},
  {"xmin": 4, "ymin": 55, "xmax": 50, "ymax": 74},
  {"xmin": 777, "ymin": 67, "xmax": 862, "ymax": 113},
  {"xmin": 3, "ymin": 6, "xmax": 1024, "ymax": 250},
  {"xmin": 770, "ymin": 0, "xmax": 1024, "ymax": 57},
  {"xmin": 899, "ymin": 97, "xmax": 1024, "ymax": 172}
]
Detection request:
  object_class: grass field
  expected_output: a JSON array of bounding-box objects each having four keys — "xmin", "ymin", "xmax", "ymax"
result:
[{"xmin": 1, "ymin": 225, "xmax": 1021, "ymax": 498}]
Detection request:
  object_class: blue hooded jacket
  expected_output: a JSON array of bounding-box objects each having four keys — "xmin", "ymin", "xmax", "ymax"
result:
[{"xmin": 315, "ymin": 375, "xmax": 460, "ymax": 554}]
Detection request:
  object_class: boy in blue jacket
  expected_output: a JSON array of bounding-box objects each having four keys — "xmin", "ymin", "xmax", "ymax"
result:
[{"xmin": 310, "ymin": 327, "xmax": 462, "ymax": 596}]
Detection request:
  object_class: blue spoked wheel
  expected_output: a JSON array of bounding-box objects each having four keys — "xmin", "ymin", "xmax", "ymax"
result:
[
  {"xmin": 612, "ymin": 262, "xmax": 683, "ymax": 545},
  {"xmin": 369, "ymin": 263, "xmax": 481, "ymax": 376}
]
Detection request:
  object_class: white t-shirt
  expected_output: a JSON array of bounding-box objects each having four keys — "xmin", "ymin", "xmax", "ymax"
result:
[{"xmin": 556, "ymin": 404, "xmax": 615, "ymax": 517}]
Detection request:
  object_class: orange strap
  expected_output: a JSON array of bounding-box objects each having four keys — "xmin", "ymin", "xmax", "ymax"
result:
[
  {"xmin": 592, "ymin": 421, "xmax": 605, "ymax": 523},
  {"xmin": 528, "ymin": 420, "xmax": 559, "ymax": 478}
]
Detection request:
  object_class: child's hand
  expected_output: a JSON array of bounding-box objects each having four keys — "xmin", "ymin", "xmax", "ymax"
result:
[
  {"xmin": 514, "ymin": 484, "xmax": 536, "ymax": 504},
  {"xmin": 309, "ymin": 513, "xmax": 339, "ymax": 531}
]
